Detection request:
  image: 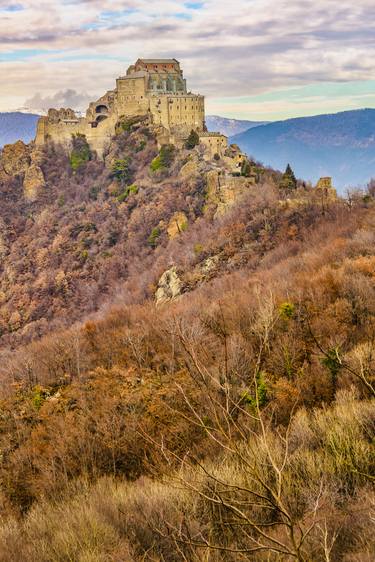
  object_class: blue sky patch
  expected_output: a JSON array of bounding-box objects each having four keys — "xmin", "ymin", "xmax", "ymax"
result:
[
  {"xmin": 185, "ymin": 2, "xmax": 204, "ymax": 9},
  {"xmin": 0, "ymin": 49, "xmax": 59, "ymax": 62},
  {"xmin": 175, "ymin": 12, "xmax": 192, "ymax": 20},
  {"xmin": 1, "ymin": 3, "xmax": 24, "ymax": 12}
]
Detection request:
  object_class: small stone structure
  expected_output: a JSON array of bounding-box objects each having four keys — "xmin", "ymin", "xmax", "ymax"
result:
[
  {"xmin": 198, "ymin": 132, "xmax": 228, "ymax": 158},
  {"xmin": 315, "ymin": 176, "xmax": 337, "ymax": 199},
  {"xmin": 316, "ymin": 177, "xmax": 333, "ymax": 190}
]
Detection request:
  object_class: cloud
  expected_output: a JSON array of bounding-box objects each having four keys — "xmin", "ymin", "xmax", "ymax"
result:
[
  {"xmin": 24, "ymin": 89, "xmax": 91, "ymax": 112},
  {"xmin": 0, "ymin": 0, "xmax": 374, "ymax": 117}
]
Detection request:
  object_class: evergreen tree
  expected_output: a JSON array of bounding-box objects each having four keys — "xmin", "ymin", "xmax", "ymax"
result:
[
  {"xmin": 241, "ymin": 159, "xmax": 252, "ymax": 177},
  {"xmin": 185, "ymin": 129, "xmax": 200, "ymax": 149},
  {"xmin": 280, "ymin": 163, "xmax": 297, "ymax": 190},
  {"xmin": 110, "ymin": 157, "xmax": 132, "ymax": 186}
]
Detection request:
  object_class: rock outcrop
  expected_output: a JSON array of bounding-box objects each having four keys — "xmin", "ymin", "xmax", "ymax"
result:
[
  {"xmin": 0, "ymin": 140, "xmax": 30, "ymax": 181},
  {"xmin": 0, "ymin": 141, "xmax": 45, "ymax": 200},
  {"xmin": 167, "ymin": 212, "xmax": 188, "ymax": 239},
  {"xmin": 155, "ymin": 266, "xmax": 183, "ymax": 304},
  {"xmin": 205, "ymin": 169, "xmax": 256, "ymax": 217},
  {"xmin": 23, "ymin": 163, "xmax": 45, "ymax": 200},
  {"xmin": 23, "ymin": 149, "xmax": 45, "ymax": 200},
  {"xmin": 179, "ymin": 155, "xmax": 199, "ymax": 179}
]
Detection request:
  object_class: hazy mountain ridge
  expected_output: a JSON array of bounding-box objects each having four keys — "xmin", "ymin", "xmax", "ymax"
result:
[
  {"xmin": 231, "ymin": 108, "xmax": 375, "ymax": 190},
  {"xmin": 0, "ymin": 112, "xmax": 40, "ymax": 148},
  {"xmin": 2, "ymin": 109, "xmax": 375, "ymax": 190},
  {"xmin": 206, "ymin": 115, "xmax": 268, "ymax": 136}
]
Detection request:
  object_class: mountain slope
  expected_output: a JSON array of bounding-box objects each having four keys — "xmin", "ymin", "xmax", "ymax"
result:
[
  {"xmin": 231, "ymin": 108, "xmax": 375, "ymax": 190},
  {"xmin": 0, "ymin": 112, "xmax": 39, "ymax": 147},
  {"xmin": 0, "ymin": 120, "xmax": 284, "ymax": 347},
  {"xmin": 206, "ymin": 115, "xmax": 268, "ymax": 136},
  {"xmin": 0, "ymin": 116, "xmax": 374, "ymax": 561}
]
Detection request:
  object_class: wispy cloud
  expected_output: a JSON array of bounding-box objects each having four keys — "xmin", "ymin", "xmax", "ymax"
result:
[{"xmin": 0, "ymin": 0, "xmax": 374, "ymax": 117}]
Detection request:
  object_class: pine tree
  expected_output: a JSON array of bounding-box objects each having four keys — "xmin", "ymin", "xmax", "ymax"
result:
[
  {"xmin": 241, "ymin": 159, "xmax": 252, "ymax": 177},
  {"xmin": 185, "ymin": 129, "xmax": 200, "ymax": 149},
  {"xmin": 280, "ymin": 163, "xmax": 297, "ymax": 190}
]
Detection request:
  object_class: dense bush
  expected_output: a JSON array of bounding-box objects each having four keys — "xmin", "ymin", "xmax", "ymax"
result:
[
  {"xmin": 0, "ymin": 393, "xmax": 373, "ymax": 561},
  {"xmin": 150, "ymin": 144, "xmax": 175, "ymax": 172},
  {"xmin": 110, "ymin": 157, "xmax": 132, "ymax": 186},
  {"xmin": 69, "ymin": 133, "xmax": 91, "ymax": 171}
]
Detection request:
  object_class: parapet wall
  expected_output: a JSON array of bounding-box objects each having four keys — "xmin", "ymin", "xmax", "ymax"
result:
[{"xmin": 35, "ymin": 113, "xmax": 118, "ymax": 158}]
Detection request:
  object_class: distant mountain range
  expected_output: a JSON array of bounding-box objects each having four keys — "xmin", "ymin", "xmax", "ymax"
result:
[
  {"xmin": 231, "ymin": 109, "xmax": 375, "ymax": 191},
  {"xmin": 206, "ymin": 115, "xmax": 268, "ymax": 136},
  {"xmin": 0, "ymin": 112, "xmax": 40, "ymax": 148}
]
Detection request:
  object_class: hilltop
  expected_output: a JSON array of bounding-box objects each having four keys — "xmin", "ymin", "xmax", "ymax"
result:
[
  {"xmin": 3, "ymin": 108, "xmax": 375, "ymax": 191},
  {"xmin": 232, "ymin": 108, "xmax": 375, "ymax": 190}
]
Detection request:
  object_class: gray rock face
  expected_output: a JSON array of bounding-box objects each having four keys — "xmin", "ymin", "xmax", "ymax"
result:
[{"xmin": 155, "ymin": 266, "xmax": 183, "ymax": 304}]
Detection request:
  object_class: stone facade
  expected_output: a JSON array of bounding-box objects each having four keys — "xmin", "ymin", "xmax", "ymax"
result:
[
  {"xmin": 315, "ymin": 176, "xmax": 337, "ymax": 199},
  {"xmin": 198, "ymin": 132, "xmax": 228, "ymax": 158},
  {"xmin": 35, "ymin": 58, "xmax": 206, "ymax": 157},
  {"xmin": 316, "ymin": 177, "xmax": 333, "ymax": 190}
]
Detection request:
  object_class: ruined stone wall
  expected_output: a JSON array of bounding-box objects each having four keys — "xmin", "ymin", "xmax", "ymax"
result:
[{"xmin": 35, "ymin": 113, "xmax": 118, "ymax": 158}]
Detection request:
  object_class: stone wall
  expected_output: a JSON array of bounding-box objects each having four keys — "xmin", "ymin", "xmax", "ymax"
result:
[{"xmin": 199, "ymin": 132, "xmax": 228, "ymax": 157}]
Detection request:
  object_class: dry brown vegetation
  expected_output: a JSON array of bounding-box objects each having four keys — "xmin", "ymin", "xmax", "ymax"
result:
[{"xmin": 0, "ymin": 130, "xmax": 374, "ymax": 560}]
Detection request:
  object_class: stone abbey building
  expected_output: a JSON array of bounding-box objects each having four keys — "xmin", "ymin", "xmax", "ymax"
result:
[{"xmin": 35, "ymin": 58, "xmax": 221, "ymax": 157}]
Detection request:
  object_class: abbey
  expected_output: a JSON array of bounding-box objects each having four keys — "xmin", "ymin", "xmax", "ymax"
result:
[{"xmin": 35, "ymin": 58, "xmax": 212, "ymax": 157}]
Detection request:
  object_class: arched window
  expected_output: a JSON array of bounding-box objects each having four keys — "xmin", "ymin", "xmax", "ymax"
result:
[
  {"xmin": 96, "ymin": 114, "xmax": 108, "ymax": 124},
  {"xmin": 96, "ymin": 104, "xmax": 108, "ymax": 114}
]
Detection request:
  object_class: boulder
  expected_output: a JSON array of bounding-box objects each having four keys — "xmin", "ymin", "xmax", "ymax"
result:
[{"xmin": 155, "ymin": 266, "xmax": 183, "ymax": 304}]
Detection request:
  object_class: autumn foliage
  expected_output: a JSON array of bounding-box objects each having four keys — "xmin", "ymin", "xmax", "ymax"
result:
[{"xmin": 0, "ymin": 129, "xmax": 374, "ymax": 560}]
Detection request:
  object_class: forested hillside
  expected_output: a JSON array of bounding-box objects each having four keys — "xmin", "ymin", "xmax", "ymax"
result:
[{"xmin": 0, "ymin": 121, "xmax": 373, "ymax": 561}]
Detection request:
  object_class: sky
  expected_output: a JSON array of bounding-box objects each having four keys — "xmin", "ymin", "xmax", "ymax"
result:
[{"xmin": 0, "ymin": 0, "xmax": 375, "ymax": 120}]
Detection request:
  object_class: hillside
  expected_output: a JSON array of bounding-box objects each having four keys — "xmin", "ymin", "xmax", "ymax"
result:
[
  {"xmin": 232, "ymin": 108, "xmax": 375, "ymax": 190},
  {"xmin": 0, "ymin": 121, "xmax": 373, "ymax": 561},
  {"xmin": 0, "ymin": 119, "xmax": 288, "ymax": 347},
  {"xmin": 206, "ymin": 114, "xmax": 268, "ymax": 136},
  {"xmin": 0, "ymin": 112, "xmax": 39, "ymax": 147}
]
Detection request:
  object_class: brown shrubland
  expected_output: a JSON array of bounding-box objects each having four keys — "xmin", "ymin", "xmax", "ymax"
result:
[{"xmin": 0, "ymin": 130, "xmax": 374, "ymax": 559}]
